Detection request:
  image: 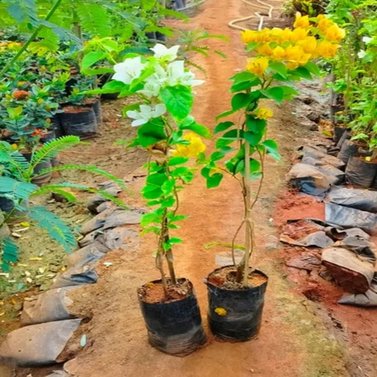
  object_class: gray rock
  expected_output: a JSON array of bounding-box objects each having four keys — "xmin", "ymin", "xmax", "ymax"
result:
[
  {"xmin": 21, "ymin": 287, "xmax": 78, "ymax": 325},
  {"xmin": 103, "ymin": 210, "xmax": 141, "ymax": 229},
  {"xmin": 322, "ymin": 247, "xmax": 375, "ymax": 293},
  {"xmin": 0, "ymin": 319, "xmax": 81, "ymax": 367}
]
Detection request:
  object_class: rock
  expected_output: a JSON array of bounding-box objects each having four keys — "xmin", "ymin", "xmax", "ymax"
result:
[
  {"xmin": 0, "ymin": 319, "xmax": 81, "ymax": 367},
  {"xmin": 52, "ymin": 265, "xmax": 98, "ymax": 289},
  {"xmin": 78, "ymin": 229, "xmax": 103, "ymax": 248},
  {"xmin": 325, "ymin": 202, "xmax": 377, "ymax": 234},
  {"xmin": 21, "ymin": 287, "xmax": 78, "ymax": 325},
  {"xmin": 98, "ymin": 180, "xmax": 122, "ymax": 194},
  {"xmin": 287, "ymin": 163, "xmax": 332, "ymax": 196},
  {"xmin": 96, "ymin": 201, "xmax": 115, "ymax": 213},
  {"xmin": 322, "ymin": 247, "xmax": 375, "ymax": 293},
  {"xmin": 80, "ymin": 208, "xmax": 115, "ymax": 235},
  {"xmin": 338, "ymin": 278, "xmax": 377, "ymax": 307},
  {"xmin": 286, "ymin": 252, "xmax": 321, "ymax": 271},
  {"xmin": 307, "ymin": 111, "xmax": 321, "ymax": 123},
  {"xmin": 65, "ymin": 242, "xmax": 108, "ymax": 268},
  {"xmin": 102, "ymin": 227, "xmax": 138, "ymax": 249},
  {"xmin": 103, "ymin": 210, "xmax": 141, "ymax": 229}
]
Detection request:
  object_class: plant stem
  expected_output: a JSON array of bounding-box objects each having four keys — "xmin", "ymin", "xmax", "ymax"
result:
[{"xmin": 0, "ymin": 0, "xmax": 64, "ymax": 79}]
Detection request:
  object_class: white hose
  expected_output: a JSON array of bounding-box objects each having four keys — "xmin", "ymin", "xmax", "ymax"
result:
[{"xmin": 228, "ymin": 0, "xmax": 275, "ymax": 31}]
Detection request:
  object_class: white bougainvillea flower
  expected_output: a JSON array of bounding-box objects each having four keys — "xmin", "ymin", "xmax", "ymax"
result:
[
  {"xmin": 362, "ymin": 36, "xmax": 373, "ymax": 44},
  {"xmin": 151, "ymin": 43, "xmax": 180, "ymax": 61},
  {"xmin": 139, "ymin": 64, "xmax": 167, "ymax": 98},
  {"xmin": 126, "ymin": 103, "xmax": 166, "ymax": 127},
  {"xmin": 166, "ymin": 60, "xmax": 204, "ymax": 87},
  {"xmin": 113, "ymin": 57, "xmax": 146, "ymax": 84},
  {"xmin": 357, "ymin": 50, "xmax": 367, "ymax": 59}
]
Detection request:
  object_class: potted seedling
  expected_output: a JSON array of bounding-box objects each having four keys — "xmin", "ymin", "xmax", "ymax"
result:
[
  {"xmin": 202, "ymin": 13, "xmax": 344, "ymax": 341},
  {"xmin": 107, "ymin": 43, "xmax": 209, "ymax": 355}
]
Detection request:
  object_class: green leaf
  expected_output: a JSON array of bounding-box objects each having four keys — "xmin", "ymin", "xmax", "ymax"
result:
[
  {"xmin": 231, "ymin": 93, "xmax": 251, "ymax": 111},
  {"xmin": 292, "ymin": 66, "xmax": 312, "ymax": 80},
  {"xmin": 268, "ymin": 61, "xmax": 288, "ymax": 77},
  {"xmin": 244, "ymin": 131, "xmax": 263, "ymax": 146},
  {"xmin": 179, "ymin": 117, "xmax": 210, "ymax": 138},
  {"xmin": 214, "ymin": 121, "xmax": 234, "ymax": 134},
  {"xmin": 168, "ymin": 157, "xmax": 189, "ymax": 166},
  {"xmin": 135, "ymin": 118, "xmax": 166, "ymax": 147},
  {"xmin": 262, "ymin": 87, "xmax": 285, "ymax": 103},
  {"xmin": 216, "ymin": 109, "xmax": 236, "ymax": 120},
  {"xmin": 246, "ymin": 117, "xmax": 266, "ymax": 133},
  {"xmin": 81, "ymin": 51, "xmax": 107, "ymax": 73},
  {"xmin": 230, "ymin": 71, "xmax": 261, "ymax": 92},
  {"xmin": 160, "ymin": 85, "xmax": 193, "ymax": 120},
  {"xmin": 262, "ymin": 139, "xmax": 280, "ymax": 160},
  {"xmin": 304, "ymin": 61, "xmax": 321, "ymax": 76},
  {"xmin": 1, "ymin": 237, "xmax": 18, "ymax": 272},
  {"xmin": 207, "ymin": 172, "xmax": 223, "ymax": 188}
]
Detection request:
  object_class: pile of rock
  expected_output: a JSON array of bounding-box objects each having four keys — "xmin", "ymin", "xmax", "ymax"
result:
[{"xmin": 0, "ymin": 182, "xmax": 142, "ymax": 371}]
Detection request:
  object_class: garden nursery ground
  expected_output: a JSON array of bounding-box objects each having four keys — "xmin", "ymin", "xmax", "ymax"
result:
[{"xmin": 1, "ymin": 0, "xmax": 377, "ymax": 377}]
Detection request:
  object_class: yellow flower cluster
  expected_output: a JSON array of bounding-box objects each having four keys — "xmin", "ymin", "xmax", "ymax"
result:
[
  {"xmin": 242, "ymin": 13, "xmax": 345, "ymax": 75},
  {"xmin": 0, "ymin": 41, "xmax": 22, "ymax": 51},
  {"xmin": 255, "ymin": 107, "xmax": 273, "ymax": 120},
  {"xmin": 172, "ymin": 132, "xmax": 206, "ymax": 158}
]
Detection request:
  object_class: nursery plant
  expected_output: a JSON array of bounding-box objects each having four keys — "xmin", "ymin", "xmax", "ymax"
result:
[
  {"xmin": 0, "ymin": 136, "xmax": 126, "ymax": 271},
  {"xmin": 106, "ymin": 43, "xmax": 209, "ymax": 355},
  {"xmin": 202, "ymin": 13, "xmax": 345, "ymax": 340}
]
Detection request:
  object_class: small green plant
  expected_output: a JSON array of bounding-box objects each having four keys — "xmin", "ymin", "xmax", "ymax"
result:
[
  {"xmin": 202, "ymin": 14, "xmax": 344, "ymax": 285},
  {"xmin": 104, "ymin": 43, "xmax": 209, "ymax": 296}
]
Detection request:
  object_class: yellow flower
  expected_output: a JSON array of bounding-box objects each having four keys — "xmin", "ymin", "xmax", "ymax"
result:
[
  {"xmin": 316, "ymin": 40, "xmax": 339, "ymax": 58},
  {"xmin": 297, "ymin": 36, "xmax": 317, "ymax": 54},
  {"xmin": 214, "ymin": 307, "xmax": 228, "ymax": 316},
  {"xmin": 172, "ymin": 132, "xmax": 206, "ymax": 158},
  {"xmin": 242, "ymin": 30, "xmax": 257, "ymax": 43},
  {"xmin": 285, "ymin": 45, "xmax": 310, "ymax": 64},
  {"xmin": 246, "ymin": 57, "xmax": 269, "ymax": 76},
  {"xmin": 257, "ymin": 43, "xmax": 273, "ymax": 56},
  {"xmin": 290, "ymin": 27, "xmax": 308, "ymax": 42},
  {"xmin": 272, "ymin": 46, "xmax": 286, "ymax": 60},
  {"xmin": 255, "ymin": 107, "xmax": 273, "ymax": 120},
  {"xmin": 317, "ymin": 15, "xmax": 334, "ymax": 32},
  {"xmin": 294, "ymin": 13, "xmax": 310, "ymax": 29},
  {"xmin": 325, "ymin": 25, "xmax": 346, "ymax": 42}
]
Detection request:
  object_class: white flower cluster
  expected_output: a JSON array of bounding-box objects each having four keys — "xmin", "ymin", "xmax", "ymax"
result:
[{"xmin": 112, "ymin": 44, "xmax": 203, "ymax": 127}]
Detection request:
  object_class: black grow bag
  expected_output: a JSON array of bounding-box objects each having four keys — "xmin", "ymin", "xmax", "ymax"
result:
[
  {"xmin": 345, "ymin": 156, "xmax": 377, "ymax": 188},
  {"xmin": 58, "ymin": 106, "xmax": 98, "ymax": 140},
  {"xmin": 138, "ymin": 278, "xmax": 206, "ymax": 356},
  {"xmin": 206, "ymin": 266, "xmax": 268, "ymax": 341}
]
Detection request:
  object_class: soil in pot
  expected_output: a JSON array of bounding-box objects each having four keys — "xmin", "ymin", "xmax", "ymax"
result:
[
  {"xmin": 138, "ymin": 278, "xmax": 206, "ymax": 356},
  {"xmin": 346, "ymin": 156, "xmax": 377, "ymax": 188},
  {"xmin": 338, "ymin": 140, "xmax": 359, "ymax": 164},
  {"xmin": 58, "ymin": 106, "xmax": 98, "ymax": 140},
  {"xmin": 206, "ymin": 265, "xmax": 268, "ymax": 342}
]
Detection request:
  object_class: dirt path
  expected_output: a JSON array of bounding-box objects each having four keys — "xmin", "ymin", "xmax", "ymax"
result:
[{"xmin": 51, "ymin": 1, "xmax": 352, "ymax": 376}]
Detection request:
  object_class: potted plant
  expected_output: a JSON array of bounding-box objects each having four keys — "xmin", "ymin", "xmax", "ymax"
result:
[
  {"xmin": 106, "ymin": 43, "xmax": 208, "ymax": 355},
  {"xmin": 202, "ymin": 13, "xmax": 345, "ymax": 341}
]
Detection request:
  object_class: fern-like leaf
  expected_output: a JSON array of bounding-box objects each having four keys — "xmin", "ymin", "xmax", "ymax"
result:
[
  {"xmin": 45, "ymin": 163, "xmax": 126, "ymax": 189},
  {"xmin": 30, "ymin": 136, "xmax": 81, "ymax": 170},
  {"xmin": 28, "ymin": 206, "xmax": 77, "ymax": 252},
  {"xmin": 0, "ymin": 177, "xmax": 37, "ymax": 201},
  {"xmin": 1, "ymin": 237, "xmax": 19, "ymax": 272},
  {"xmin": 76, "ymin": 2, "xmax": 111, "ymax": 37}
]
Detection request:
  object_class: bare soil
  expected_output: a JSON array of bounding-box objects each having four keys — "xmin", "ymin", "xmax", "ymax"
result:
[{"xmin": 2, "ymin": 1, "xmax": 376, "ymax": 377}]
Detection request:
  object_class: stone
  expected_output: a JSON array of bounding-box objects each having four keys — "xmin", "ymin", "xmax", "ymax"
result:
[
  {"xmin": 322, "ymin": 247, "xmax": 375, "ymax": 293},
  {"xmin": 103, "ymin": 210, "xmax": 141, "ymax": 229},
  {"xmin": 0, "ymin": 319, "xmax": 81, "ymax": 367}
]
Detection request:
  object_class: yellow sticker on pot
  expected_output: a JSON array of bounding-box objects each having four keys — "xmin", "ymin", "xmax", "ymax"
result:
[{"xmin": 214, "ymin": 307, "xmax": 228, "ymax": 316}]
